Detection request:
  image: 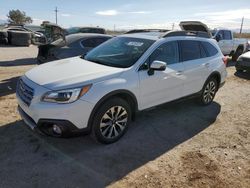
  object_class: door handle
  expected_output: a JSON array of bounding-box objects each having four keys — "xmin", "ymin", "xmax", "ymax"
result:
[
  {"xmin": 203, "ymin": 63, "xmax": 210, "ymax": 67},
  {"xmin": 176, "ymin": 71, "xmax": 183, "ymax": 76}
]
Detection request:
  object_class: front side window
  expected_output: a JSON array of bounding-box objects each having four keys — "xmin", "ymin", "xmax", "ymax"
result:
[
  {"xmin": 180, "ymin": 40, "xmax": 201, "ymax": 61},
  {"xmin": 84, "ymin": 37, "xmax": 154, "ymax": 68},
  {"xmin": 149, "ymin": 41, "xmax": 179, "ymax": 65}
]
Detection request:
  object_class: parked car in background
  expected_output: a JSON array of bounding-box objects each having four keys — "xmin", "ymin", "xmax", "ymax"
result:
[
  {"xmin": 66, "ymin": 27, "xmax": 106, "ymax": 35},
  {"xmin": 247, "ymin": 40, "xmax": 250, "ymax": 51},
  {"xmin": 37, "ymin": 33, "xmax": 112, "ymax": 64},
  {"xmin": 211, "ymin": 29, "xmax": 248, "ymax": 61},
  {"xmin": 235, "ymin": 51, "xmax": 250, "ymax": 72},
  {"xmin": 179, "ymin": 21, "xmax": 248, "ymax": 61},
  {"xmin": 17, "ymin": 30, "xmax": 227, "ymax": 144}
]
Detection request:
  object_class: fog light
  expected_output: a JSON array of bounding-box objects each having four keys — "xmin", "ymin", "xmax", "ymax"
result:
[{"xmin": 52, "ymin": 124, "xmax": 62, "ymax": 135}]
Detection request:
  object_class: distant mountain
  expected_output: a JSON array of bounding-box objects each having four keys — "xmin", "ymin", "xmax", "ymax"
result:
[{"xmin": 0, "ymin": 19, "xmax": 7, "ymax": 25}]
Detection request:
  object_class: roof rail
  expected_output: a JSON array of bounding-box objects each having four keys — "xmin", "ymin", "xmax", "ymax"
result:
[
  {"xmin": 125, "ymin": 29, "xmax": 170, "ymax": 34},
  {"xmin": 162, "ymin": 30, "xmax": 211, "ymax": 38}
]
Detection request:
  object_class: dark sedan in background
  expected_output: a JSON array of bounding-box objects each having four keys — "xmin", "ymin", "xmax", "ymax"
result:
[
  {"xmin": 37, "ymin": 33, "xmax": 112, "ymax": 64},
  {"xmin": 236, "ymin": 51, "xmax": 250, "ymax": 72}
]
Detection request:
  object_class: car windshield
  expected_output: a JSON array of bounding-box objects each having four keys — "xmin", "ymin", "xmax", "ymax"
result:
[{"xmin": 84, "ymin": 37, "xmax": 154, "ymax": 68}]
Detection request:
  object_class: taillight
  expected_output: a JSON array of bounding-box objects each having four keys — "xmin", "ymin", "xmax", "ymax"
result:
[{"xmin": 222, "ymin": 56, "xmax": 228, "ymax": 65}]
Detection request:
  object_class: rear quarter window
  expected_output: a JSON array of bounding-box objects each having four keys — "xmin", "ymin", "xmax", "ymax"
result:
[
  {"xmin": 201, "ymin": 41, "xmax": 218, "ymax": 57},
  {"xmin": 180, "ymin": 40, "xmax": 201, "ymax": 61}
]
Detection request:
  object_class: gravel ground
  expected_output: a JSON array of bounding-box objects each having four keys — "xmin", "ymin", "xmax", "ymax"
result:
[{"xmin": 0, "ymin": 46, "xmax": 249, "ymax": 188}]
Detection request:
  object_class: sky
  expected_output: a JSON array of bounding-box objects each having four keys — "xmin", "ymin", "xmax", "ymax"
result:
[{"xmin": 0, "ymin": 0, "xmax": 250, "ymax": 31}]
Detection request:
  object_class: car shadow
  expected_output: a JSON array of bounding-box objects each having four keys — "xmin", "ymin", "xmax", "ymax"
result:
[
  {"xmin": 0, "ymin": 100, "xmax": 221, "ymax": 188},
  {"xmin": 0, "ymin": 76, "xmax": 19, "ymax": 97},
  {"xmin": 234, "ymin": 71, "xmax": 250, "ymax": 80},
  {"xmin": 226, "ymin": 60, "xmax": 236, "ymax": 67},
  {"xmin": 0, "ymin": 58, "xmax": 37, "ymax": 66}
]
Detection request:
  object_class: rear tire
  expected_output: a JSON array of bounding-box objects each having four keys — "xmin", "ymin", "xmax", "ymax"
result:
[
  {"xmin": 232, "ymin": 47, "xmax": 243, "ymax": 61},
  {"xmin": 91, "ymin": 98, "xmax": 131, "ymax": 144},
  {"xmin": 199, "ymin": 78, "xmax": 218, "ymax": 105}
]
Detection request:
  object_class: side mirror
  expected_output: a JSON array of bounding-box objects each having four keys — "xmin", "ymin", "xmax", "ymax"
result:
[
  {"xmin": 148, "ymin": 60, "xmax": 167, "ymax": 75},
  {"xmin": 215, "ymin": 34, "xmax": 222, "ymax": 42}
]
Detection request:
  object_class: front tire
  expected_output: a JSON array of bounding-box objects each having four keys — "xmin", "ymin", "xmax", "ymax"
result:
[
  {"xmin": 92, "ymin": 98, "xmax": 131, "ymax": 144},
  {"xmin": 199, "ymin": 78, "xmax": 218, "ymax": 105}
]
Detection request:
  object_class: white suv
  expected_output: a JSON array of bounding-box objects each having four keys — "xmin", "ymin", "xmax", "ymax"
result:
[{"xmin": 16, "ymin": 31, "xmax": 227, "ymax": 144}]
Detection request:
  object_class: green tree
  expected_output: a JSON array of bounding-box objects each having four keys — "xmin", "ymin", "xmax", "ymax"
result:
[{"xmin": 7, "ymin": 9, "xmax": 32, "ymax": 24}]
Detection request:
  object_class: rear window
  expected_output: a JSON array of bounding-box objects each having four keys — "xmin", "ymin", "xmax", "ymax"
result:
[
  {"xmin": 201, "ymin": 42, "xmax": 218, "ymax": 57},
  {"xmin": 223, "ymin": 30, "xmax": 232, "ymax": 40},
  {"xmin": 81, "ymin": 37, "xmax": 109, "ymax": 48},
  {"xmin": 180, "ymin": 40, "xmax": 201, "ymax": 61}
]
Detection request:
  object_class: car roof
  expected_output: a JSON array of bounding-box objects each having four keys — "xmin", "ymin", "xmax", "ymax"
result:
[{"xmin": 120, "ymin": 33, "xmax": 162, "ymax": 41}]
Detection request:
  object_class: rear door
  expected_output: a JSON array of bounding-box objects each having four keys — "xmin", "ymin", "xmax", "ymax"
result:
[
  {"xmin": 138, "ymin": 41, "xmax": 185, "ymax": 109},
  {"xmin": 179, "ymin": 40, "xmax": 210, "ymax": 96}
]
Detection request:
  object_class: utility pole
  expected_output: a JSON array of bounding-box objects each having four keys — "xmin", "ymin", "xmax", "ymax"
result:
[
  {"xmin": 172, "ymin": 23, "xmax": 175, "ymax": 30},
  {"xmin": 240, "ymin": 17, "xmax": 244, "ymax": 34},
  {"xmin": 114, "ymin": 24, "xmax": 116, "ymax": 32},
  {"xmin": 54, "ymin": 7, "xmax": 59, "ymax": 24}
]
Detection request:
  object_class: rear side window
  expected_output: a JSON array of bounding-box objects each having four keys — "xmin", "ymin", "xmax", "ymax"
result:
[
  {"xmin": 150, "ymin": 41, "xmax": 179, "ymax": 65},
  {"xmin": 180, "ymin": 40, "xmax": 201, "ymax": 61},
  {"xmin": 201, "ymin": 42, "xmax": 218, "ymax": 57}
]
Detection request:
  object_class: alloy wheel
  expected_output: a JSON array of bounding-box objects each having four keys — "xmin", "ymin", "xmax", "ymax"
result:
[
  {"xmin": 100, "ymin": 106, "xmax": 128, "ymax": 139},
  {"xmin": 203, "ymin": 81, "xmax": 216, "ymax": 104}
]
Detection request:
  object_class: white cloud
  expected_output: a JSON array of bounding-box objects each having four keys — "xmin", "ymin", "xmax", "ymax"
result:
[
  {"xmin": 96, "ymin": 10, "xmax": 152, "ymax": 16},
  {"xmin": 61, "ymin": 13, "xmax": 72, "ymax": 17},
  {"xmin": 32, "ymin": 18, "xmax": 44, "ymax": 25},
  {"xmin": 117, "ymin": 22, "xmax": 174, "ymax": 30},
  {"xmin": 96, "ymin": 10, "xmax": 118, "ymax": 16},
  {"xmin": 0, "ymin": 15, "xmax": 7, "ymax": 20},
  {"xmin": 193, "ymin": 9, "xmax": 250, "ymax": 29}
]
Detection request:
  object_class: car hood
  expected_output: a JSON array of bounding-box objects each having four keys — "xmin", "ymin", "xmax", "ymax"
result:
[
  {"xmin": 25, "ymin": 57, "xmax": 124, "ymax": 90},
  {"xmin": 179, "ymin": 21, "xmax": 212, "ymax": 37},
  {"xmin": 239, "ymin": 51, "xmax": 250, "ymax": 59}
]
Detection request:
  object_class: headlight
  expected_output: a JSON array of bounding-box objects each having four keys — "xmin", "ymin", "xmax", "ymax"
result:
[
  {"xmin": 237, "ymin": 57, "xmax": 242, "ymax": 62},
  {"xmin": 42, "ymin": 85, "xmax": 92, "ymax": 104}
]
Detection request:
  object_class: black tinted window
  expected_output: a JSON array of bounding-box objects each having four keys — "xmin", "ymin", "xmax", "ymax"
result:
[
  {"xmin": 81, "ymin": 38, "xmax": 96, "ymax": 48},
  {"xmin": 201, "ymin": 42, "xmax": 218, "ymax": 57},
  {"xmin": 223, "ymin": 30, "xmax": 232, "ymax": 40},
  {"xmin": 150, "ymin": 41, "xmax": 179, "ymax": 65},
  {"xmin": 81, "ymin": 37, "xmax": 110, "ymax": 48},
  {"xmin": 180, "ymin": 40, "xmax": 201, "ymax": 61},
  {"xmin": 94, "ymin": 37, "xmax": 109, "ymax": 46},
  {"xmin": 200, "ymin": 43, "xmax": 207, "ymax": 58}
]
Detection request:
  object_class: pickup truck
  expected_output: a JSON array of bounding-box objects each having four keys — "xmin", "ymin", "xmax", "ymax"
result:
[{"xmin": 180, "ymin": 21, "xmax": 248, "ymax": 61}]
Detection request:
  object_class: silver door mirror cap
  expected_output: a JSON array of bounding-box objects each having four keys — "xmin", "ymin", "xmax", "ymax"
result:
[{"xmin": 150, "ymin": 60, "xmax": 167, "ymax": 71}]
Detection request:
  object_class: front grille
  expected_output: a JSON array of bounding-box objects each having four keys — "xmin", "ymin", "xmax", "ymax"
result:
[
  {"xmin": 17, "ymin": 79, "xmax": 34, "ymax": 106},
  {"xmin": 241, "ymin": 57, "xmax": 250, "ymax": 62}
]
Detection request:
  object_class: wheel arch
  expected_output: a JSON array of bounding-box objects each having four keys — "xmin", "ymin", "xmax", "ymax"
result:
[
  {"xmin": 87, "ymin": 89, "xmax": 138, "ymax": 130},
  {"xmin": 206, "ymin": 71, "xmax": 221, "ymax": 90}
]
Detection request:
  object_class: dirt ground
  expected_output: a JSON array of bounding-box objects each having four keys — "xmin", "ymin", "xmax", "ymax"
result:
[{"xmin": 0, "ymin": 45, "xmax": 249, "ymax": 188}]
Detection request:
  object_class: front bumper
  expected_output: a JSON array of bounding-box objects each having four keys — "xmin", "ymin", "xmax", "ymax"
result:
[
  {"xmin": 18, "ymin": 106, "xmax": 91, "ymax": 137},
  {"xmin": 16, "ymin": 76, "xmax": 95, "ymax": 137},
  {"xmin": 235, "ymin": 61, "xmax": 250, "ymax": 71}
]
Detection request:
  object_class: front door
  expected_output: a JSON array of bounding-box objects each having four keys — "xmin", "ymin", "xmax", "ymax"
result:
[{"xmin": 138, "ymin": 41, "xmax": 184, "ymax": 110}]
